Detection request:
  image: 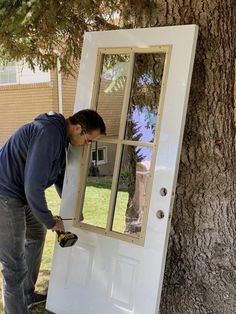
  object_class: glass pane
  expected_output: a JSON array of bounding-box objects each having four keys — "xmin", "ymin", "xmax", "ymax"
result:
[
  {"xmin": 0, "ymin": 74, "xmax": 15, "ymax": 84},
  {"xmin": 0, "ymin": 62, "xmax": 16, "ymax": 84},
  {"xmin": 81, "ymin": 142, "xmax": 116, "ymax": 228},
  {"xmin": 112, "ymin": 145, "xmax": 152, "ymax": 235},
  {"xmin": 96, "ymin": 54, "xmax": 130, "ymax": 139},
  {"xmin": 125, "ymin": 53, "xmax": 166, "ymax": 143},
  {"xmin": 98, "ymin": 149, "xmax": 104, "ymax": 161},
  {"xmin": 0, "ymin": 73, "xmax": 8, "ymax": 84},
  {"xmin": 92, "ymin": 151, "xmax": 96, "ymax": 161},
  {"xmin": 8, "ymin": 72, "xmax": 16, "ymax": 83}
]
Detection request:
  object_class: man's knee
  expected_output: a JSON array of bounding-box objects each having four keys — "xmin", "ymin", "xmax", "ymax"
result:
[{"xmin": 2, "ymin": 262, "xmax": 28, "ymax": 288}]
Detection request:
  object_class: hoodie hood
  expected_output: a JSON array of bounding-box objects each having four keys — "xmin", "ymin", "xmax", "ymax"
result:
[{"xmin": 34, "ymin": 112, "xmax": 68, "ymax": 147}]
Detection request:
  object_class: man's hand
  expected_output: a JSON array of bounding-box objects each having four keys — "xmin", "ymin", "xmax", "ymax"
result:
[{"xmin": 51, "ymin": 216, "xmax": 65, "ymax": 233}]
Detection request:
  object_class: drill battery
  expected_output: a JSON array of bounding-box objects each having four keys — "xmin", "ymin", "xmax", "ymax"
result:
[
  {"xmin": 57, "ymin": 231, "xmax": 78, "ymax": 248},
  {"xmin": 54, "ymin": 216, "xmax": 78, "ymax": 247}
]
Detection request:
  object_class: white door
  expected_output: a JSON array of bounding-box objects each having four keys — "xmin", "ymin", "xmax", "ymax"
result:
[{"xmin": 47, "ymin": 25, "xmax": 198, "ymax": 314}]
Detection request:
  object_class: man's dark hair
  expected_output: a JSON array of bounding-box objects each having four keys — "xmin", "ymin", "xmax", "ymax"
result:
[{"xmin": 69, "ymin": 109, "xmax": 106, "ymax": 135}]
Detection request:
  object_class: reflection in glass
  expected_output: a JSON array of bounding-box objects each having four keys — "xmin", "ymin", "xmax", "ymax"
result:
[
  {"xmin": 112, "ymin": 145, "xmax": 152, "ymax": 235},
  {"xmin": 81, "ymin": 142, "xmax": 117, "ymax": 228},
  {"xmin": 96, "ymin": 54, "xmax": 130, "ymax": 138},
  {"xmin": 125, "ymin": 53, "xmax": 166, "ymax": 143}
]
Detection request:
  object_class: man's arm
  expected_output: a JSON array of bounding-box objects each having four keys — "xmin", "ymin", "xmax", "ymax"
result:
[{"xmin": 24, "ymin": 127, "xmax": 63, "ymax": 230}]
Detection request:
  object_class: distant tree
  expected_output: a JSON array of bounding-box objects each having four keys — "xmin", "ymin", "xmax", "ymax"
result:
[{"xmin": 0, "ymin": 0, "xmax": 152, "ymax": 74}]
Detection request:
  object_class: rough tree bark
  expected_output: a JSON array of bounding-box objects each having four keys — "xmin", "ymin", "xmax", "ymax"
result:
[{"xmin": 145, "ymin": 1, "xmax": 236, "ymax": 313}]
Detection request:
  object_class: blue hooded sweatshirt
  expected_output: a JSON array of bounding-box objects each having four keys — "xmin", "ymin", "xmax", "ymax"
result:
[{"xmin": 0, "ymin": 112, "xmax": 67, "ymax": 229}]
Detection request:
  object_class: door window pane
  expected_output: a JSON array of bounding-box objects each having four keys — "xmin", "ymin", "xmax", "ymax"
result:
[
  {"xmin": 96, "ymin": 54, "xmax": 130, "ymax": 138},
  {"xmin": 125, "ymin": 53, "xmax": 166, "ymax": 143},
  {"xmin": 112, "ymin": 145, "xmax": 152, "ymax": 235},
  {"xmin": 82, "ymin": 143, "xmax": 116, "ymax": 228}
]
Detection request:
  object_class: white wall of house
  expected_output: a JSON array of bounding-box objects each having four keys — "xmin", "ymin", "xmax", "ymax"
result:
[
  {"xmin": 17, "ymin": 62, "xmax": 50, "ymax": 84},
  {"xmin": 0, "ymin": 61, "xmax": 50, "ymax": 85}
]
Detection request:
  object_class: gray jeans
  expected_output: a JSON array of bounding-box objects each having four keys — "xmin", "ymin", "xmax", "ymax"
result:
[{"xmin": 0, "ymin": 195, "xmax": 47, "ymax": 314}]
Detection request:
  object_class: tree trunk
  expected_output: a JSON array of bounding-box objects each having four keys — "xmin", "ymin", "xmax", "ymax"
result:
[{"xmin": 145, "ymin": 1, "xmax": 236, "ymax": 313}]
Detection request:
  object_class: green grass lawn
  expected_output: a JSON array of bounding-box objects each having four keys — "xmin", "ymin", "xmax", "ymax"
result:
[
  {"xmin": 84, "ymin": 177, "xmax": 128, "ymax": 232},
  {"xmin": 0, "ymin": 178, "xmax": 127, "ymax": 313}
]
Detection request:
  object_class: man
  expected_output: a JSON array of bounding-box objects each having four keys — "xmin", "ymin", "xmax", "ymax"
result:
[{"xmin": 0, "ymin": 109, "xmax": 106, "ymax": 313}]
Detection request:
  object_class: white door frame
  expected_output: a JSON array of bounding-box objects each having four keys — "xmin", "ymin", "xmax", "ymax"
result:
[{"xmin": 46, "ymin": 25, "xmax": 198, "ymax": 314}]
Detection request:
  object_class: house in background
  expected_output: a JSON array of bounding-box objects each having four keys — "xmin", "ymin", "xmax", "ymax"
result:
[
  {"xmin": 0, "ymin": 60, "xmax": 77, "ymax": 146},
  {"xmin": 0, "ymin": 60, "xmax": 124, "ymax": 174}
]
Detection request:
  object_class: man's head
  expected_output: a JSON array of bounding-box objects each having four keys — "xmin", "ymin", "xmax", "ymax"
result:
[{"xmin": 67, "ymin": 109, "xmax": 106, "ymax": 146}]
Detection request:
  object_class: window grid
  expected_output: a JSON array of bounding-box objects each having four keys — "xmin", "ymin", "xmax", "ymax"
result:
[{"xmin": 74, "ymin": 46, "xmax": 171, "ymax": 245}]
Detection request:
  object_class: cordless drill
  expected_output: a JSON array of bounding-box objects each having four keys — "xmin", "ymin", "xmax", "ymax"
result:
[{"xmin": 55, "ymin": 216, "xmax": 78, "ymax": 248}]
